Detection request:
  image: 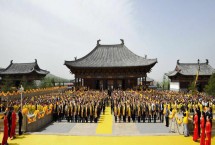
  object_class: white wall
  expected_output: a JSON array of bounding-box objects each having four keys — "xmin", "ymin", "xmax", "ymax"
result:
[{"xmin": 170, "ymin": 82, "xmax": 180, "ymax": 91}]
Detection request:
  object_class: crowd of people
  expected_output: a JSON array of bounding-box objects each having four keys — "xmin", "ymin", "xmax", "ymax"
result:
[
  {"xmin": 191, "ymin": 106, "xmax": 213, "ymax": 145},
  {"xmin": 51, "ymin": 91, "xmax": 107, "ymax": 123},
  {"xmin": 1, "ymin": 106, "xmax": 23, "ymax": 145},
  {"xmin": 0, "ymin": 89, "xmax": 214, "ymax": 145}
]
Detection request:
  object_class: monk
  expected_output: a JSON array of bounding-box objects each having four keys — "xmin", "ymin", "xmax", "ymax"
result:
[
  {"xmin": 193, "ymin": 110, "xmax": 199, "ymax": 142},
  {"xmin": 200, "ymin": 112, "xmax": 205, "ymax": 145},
  {"xmin": 114, "ymin": 104, "xmax": 118, "ymax": 122},
  {"xmin": 10, "ymin": 108, "xmax": 17, "ymax": 139},
  {"xmin": 2, "ymin": 113, "xmax": 8, "ymax": 145},
  {"xmin": 183, "ymin": 109, "xmax": 189, "ymax": 137},
  {"xmin": 205, "ymin": 116, "xmax": 211, "ymax": 145}
]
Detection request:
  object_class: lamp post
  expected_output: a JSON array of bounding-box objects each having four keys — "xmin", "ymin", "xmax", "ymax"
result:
[{"xmin": 19, "ymin": 85, "xmax": 24, "ymax": 110}]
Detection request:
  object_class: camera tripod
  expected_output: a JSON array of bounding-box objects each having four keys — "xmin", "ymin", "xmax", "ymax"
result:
[{"xmin": 169, "ymin": 117, "xmax": 182, "ymax": 135}]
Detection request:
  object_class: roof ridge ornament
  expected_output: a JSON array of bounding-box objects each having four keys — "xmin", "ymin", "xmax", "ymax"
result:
[
  {"xmin": 197, "ymin": 59, "xmax": 201, "ymax": 71},
  {"xmin": 35, "ymin": 59, "xmax": 37, "ymax": 63},
  {"xmin": 177, "ymin": 59, "xmax": 180, "ymax": 64},
  {"xmin": 206, "ymin": 59, "xmax": 209, "ymax": 65},
  {"xmin": 10, "ymin": 60, "xmax": 13, "ymax": 64},
  {"xmin": 120, "ymin": 39, "xmax": 124, "ymax": 45},
  {"xmin": 97, "ymin": 39, "xmax": 101, "ymax": 46}
]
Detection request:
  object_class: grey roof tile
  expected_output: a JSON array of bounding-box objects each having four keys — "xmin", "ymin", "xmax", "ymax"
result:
[
  {"xmin": 65, "ymin": 43, "xmax": 157, "ymax": 68},
  {"xmin": 146, "ymin": 77, "xmax": 154, "ymax": 82},
  {"xmin": 0, "ymin": 67, "xmax": 4, "ymax": 72},
  {"xmin": 165, "ymin": 70, "xmax": 178, "ymax": 77},
  {"xmin": 139, "ymin": 77, "xmax": 154, "ymax": 82},
  {"xmin": 0, "ymin": 60, "xmax": 49, "ymax": 75},
  {"xmin": 166, "ymin": 60, "xmax": 215, "ymax": 76}
]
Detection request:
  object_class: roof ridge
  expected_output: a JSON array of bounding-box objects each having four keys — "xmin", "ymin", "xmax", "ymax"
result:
[
  {"xmin": 179, "ymin": 62, "xmax": 208, "ymax": 65},
  {"xmin": 12, "ymin": 62, "xmax": 36, "ymax": 64},
  {"xmin": 68, "ymin": 45, "xmax": 99, "ymax": 63},
  {"xmin": 0, "ymin": 61, "xmax": 49, "ymax": 75},
  {"xmin": 99, "ymin": 44, "xmax": 122, "ymax": 47}
]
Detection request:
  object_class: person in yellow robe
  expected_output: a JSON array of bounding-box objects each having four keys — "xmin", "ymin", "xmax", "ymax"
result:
[
  {"xmin": 118, "ymin": 104, "xmax": 121, "ymax": 122},
  {"xmin": 183, "ymin": 107, "xmax": 189, "ymax": 137},
  {"xmin": 137, "ymin": 105, "xmax": 141, "ymax": 123},
  {"xmin": 114, "ymin": 104, "xmax": 118, "ymax": 122},
  {"xmin": 122, "ymin": 104, "xmax": 126, "ymax": 122},
  {"xmin": 94, "ymin": 105, "xmax": 98, "ymax": 123}
]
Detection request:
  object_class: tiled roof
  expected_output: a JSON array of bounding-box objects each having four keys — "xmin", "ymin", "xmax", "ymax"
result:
[
  {"xmin": 0, "ymin": 60, "xmax": 49, "ymax": 75},
  {"xmin": 146, "ymin": 77, "xmax": 154, "ymax": 82},
  {"xmin": 0, "ymin": 67, "xmax": 4, "ymax": 72},
  {"xmin": 65, "ymin": 40, "xmax": 157, "ymax": 68},
  {"xmin": 138, "ymin": 77, "xmax": 154, "ymax": 82},
  {"xmin": 166, "ymin": 60, "xmax": 215, "ymax": 76}
]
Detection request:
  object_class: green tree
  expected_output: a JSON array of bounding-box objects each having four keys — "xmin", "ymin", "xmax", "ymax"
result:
[
  {"xmin": 1, "ymin": 75, "xmax": 13, "ymax": 92},
  {"xmin": 51, "ymin": 78, "xmax": 55, "ymax": 87},
  {"xmin": 20, "ymin": 77, "xmax": 37, "ymax": 90},
  {"xmin": 162, "ymin": 75, "xmax": 170, "ymax": 90},
  {"xmin": 39, "ymin": 79, "xmax": 47, "ymax": 88},
  {"xmin": 156, "ymin": 82, "xmax": 160, "ymax": 88},
  {"xmin": 205, "ymin": 73, "xmax": 215, "ymax": 96},
  {"xmin": 21, "ymin": 76, "xmax": 29, "ymax": 90},
  {"xmin": 188, "ymin": 80, "xmax": 197, "ymax": 95},
  {"xmin": 39, "ymin": 77, "xmax": 53, "ymax": 88}
]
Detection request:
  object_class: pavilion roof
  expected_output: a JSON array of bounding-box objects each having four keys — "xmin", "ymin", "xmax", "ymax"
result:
[
  {"xmin": 166, "ymin": 59, "xmax": 215, "ymax": 77},
  {"xmin": 146, "ymin": 77, "xmax": 154, "ymax": 82},
  {"xmin": 65, "ymin": 40, "xmax": 157, "ymax": 68},
  {"xmin": 0, "ymin": 59, "xmax": 49, "ymax": 75},
  {"xmin": 0, "ymin": 67, "xmax": 4, "ymax": 72}
]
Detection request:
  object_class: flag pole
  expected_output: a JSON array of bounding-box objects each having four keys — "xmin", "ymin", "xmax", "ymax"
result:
[{"xmin": 194, "ymin": 59, "xmax": 200, "ymax": 88}]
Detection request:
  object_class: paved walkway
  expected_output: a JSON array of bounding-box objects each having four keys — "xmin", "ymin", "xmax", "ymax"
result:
[
  {"xmin": 0, "ymin": 107, "xmax": 214, "ymax": 145},
  {"xmin": 96, "ymin": 107, "xmax": 113, "ymax": 134},
  {"xmin": 1, "ymin": 134, "xmax": 214, "ymax": 145},
  {"xmin": 31, "ymin": 107, "xmax": 182, "ymax": 136}
]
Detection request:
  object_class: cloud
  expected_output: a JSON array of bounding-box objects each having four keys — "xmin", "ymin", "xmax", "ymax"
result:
[
  {"xmin": 2, "ymin": 0, "xmax": 214, "ymax": 82},
  {"xmin": 0, "ymin": 0, "xmax": 143, "ymax": 79}
]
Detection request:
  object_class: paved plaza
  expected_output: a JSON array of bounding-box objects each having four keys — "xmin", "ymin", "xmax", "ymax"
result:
[
  {"xmin": 33, "ymin": 121, "xmax": 177, "ymax": 136},
  {"xmin": 32, "ymin": 107, "xmax": 182, "ymax": 136}
]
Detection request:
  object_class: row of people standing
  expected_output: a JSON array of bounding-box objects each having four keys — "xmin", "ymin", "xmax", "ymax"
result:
[
  {"xmin": 112, "ymin": 101, "xmax": 165, "ymax": 123},
  {"xmin": 192, "ymin": 107, "xmax": 212, "ymax": 145},
  {"xmin": 52, "ymin": 96, "xmax": 108, "ymax": 123},
  {"xmin": 182, "ymin": 106, "xmax": 212, "ymax": 145},
  {"xmin": 2, "ymin": 107, "xmax": 23, "ymax": 145}
]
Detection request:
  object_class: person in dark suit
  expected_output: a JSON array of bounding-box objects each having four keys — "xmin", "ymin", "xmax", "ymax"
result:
[
  {"xmin": 205, "ymin": 107, "xmax": 213, "ymax": 127},
  {"xmin": 141, "ymin": 103, "xmax": 146, "ymax": 123},
  {"xmin": 94, "ymin": 105, "xmax": 98, "ymax": 123},
  {"xmin": 159, "ymin": 102, "xmax": 164, "ymax": 123},
  {"xmin": 165, "ymin": 106, "xmax": 170, "ymax": 127},
  {"xmin": 53, "ymin": 103, "xmax": 58, "ymax": 122},
  {"xmin": 18, "ymin": 107, "xmax": 23, "ymax": 135},
  {"xmin": 102, "ymin": 101, "xmax": 105, "ymax": 115},
  {"xmin": 108, "ymin": 89, "xmax": 112, "ymax": 97},
  {"xmin": 131, "ymin": 103, "xmax": 136, "ymax": 122}
]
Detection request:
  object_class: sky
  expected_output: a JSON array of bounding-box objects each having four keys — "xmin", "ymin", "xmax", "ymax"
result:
[{"xmin": 0, "ymin": 0, "xmax": 215, "ymax": 82}]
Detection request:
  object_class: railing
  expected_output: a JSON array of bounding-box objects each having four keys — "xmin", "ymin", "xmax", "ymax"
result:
[
  {"xmin": 0, "ymin": 86, "xmax": 66, "ymax": 97},
  {"xmin": 0, "ymin": 109, "xmax": 53, "ymax": 132},
  {"xmin": 22, "ymin": 109, "xmax": 53, "ymax": 132}
]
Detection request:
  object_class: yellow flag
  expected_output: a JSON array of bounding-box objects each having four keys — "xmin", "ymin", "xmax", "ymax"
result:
[{"xmin": 194, "ymin": 69, "xmax": 199, "ymax": 87}]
